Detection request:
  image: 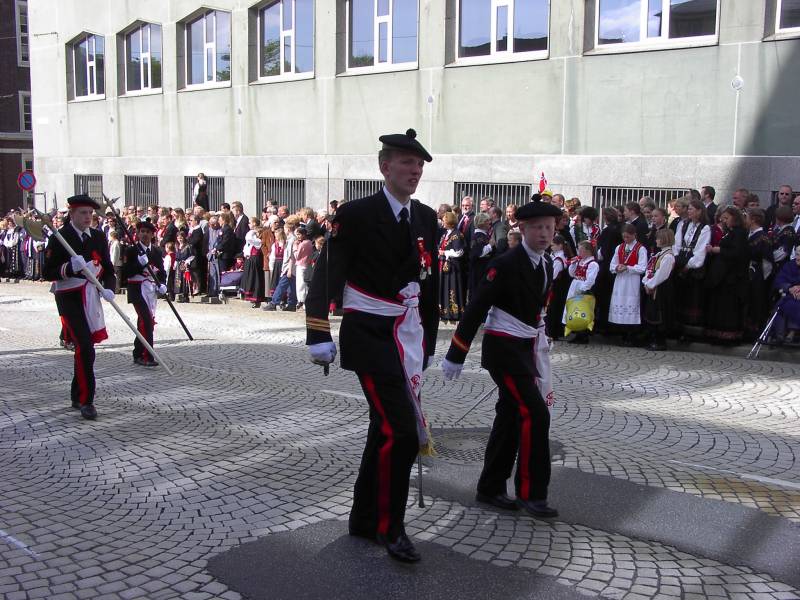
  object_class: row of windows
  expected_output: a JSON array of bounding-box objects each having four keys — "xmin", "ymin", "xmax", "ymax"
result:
[{"xmin": 64, "ymin": 0, "xmax": 800, "ymax": 101}]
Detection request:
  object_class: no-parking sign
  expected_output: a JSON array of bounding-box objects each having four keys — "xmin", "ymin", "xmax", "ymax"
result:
[{"xmin": 17, "ymin": 170, "xmax": 36, "ymax": 192}]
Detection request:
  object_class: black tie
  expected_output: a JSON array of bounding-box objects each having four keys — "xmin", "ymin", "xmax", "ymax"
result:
[
  {"xmin": 399, "ymin": 207, "xmax": 410, "ymax": 245},
  {"xmin": 81, "ymin": 232, "xmax": 90, "ymax": 244}
]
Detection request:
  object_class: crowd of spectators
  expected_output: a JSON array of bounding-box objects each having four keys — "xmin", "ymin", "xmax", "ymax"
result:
[{"xmin": 2, "ymin": 183, "xmax": 799, "ymax": 350}]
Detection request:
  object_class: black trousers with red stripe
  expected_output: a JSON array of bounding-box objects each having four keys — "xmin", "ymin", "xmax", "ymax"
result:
[
  {"xmin": 477, "ymin": 370, "xmax": 551, "ymax": 502},
  {"xmin": 132, "ymin": 301, "xmax": 154, "ymax": 361},
  {"xmin": 351, "ymin": 372, "xmax": 419, "ymax": 540},
  {"xmin": 55, "ymin": 293, "xmax": 96, "ymax": 407}
]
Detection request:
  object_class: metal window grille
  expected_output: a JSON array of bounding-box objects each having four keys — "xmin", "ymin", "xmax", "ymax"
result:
[
  {"xmin": 453, "ymin": 182, "xmax": 532, "ymax": 211},
  {"xmin": 592, "ymin": 186, "xmax": 690, "ymax": 213},
  {"xmin": 124, "ymin": 175, "xmax": 159, "ymax": 206},
  {"xmin": 256, "ymin": 177, "xmax": 306, "ymax": 214},
  {"xmin": 344, "ymin": 179, "xmax": 383, "ymax": 201},
  {"xmin": 74, "ymin": 174, "xmax": 103, "ymax": 202},
  {"xmin": 184, "ymin": 175, "xmax": 225, "ymax": 211}
]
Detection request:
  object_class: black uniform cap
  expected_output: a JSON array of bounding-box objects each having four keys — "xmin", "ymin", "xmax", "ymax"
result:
[
  {"xmin": 136, "ymin": 218, "xmax": 156, "ymax": 232},
  {"xmin": 66, "ymin": 194, "xmax": 101, "ymax": 210},
  {"xmin": 379, "ymin": 128, "xmax": 433, "ymax": 162},
  {"xmin": 516, "ymin": 195, "xmax": 564, "ymax": 220}
]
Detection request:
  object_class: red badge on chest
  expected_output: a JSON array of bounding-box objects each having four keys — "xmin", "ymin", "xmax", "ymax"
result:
[{"xmin": 486, "ymin": 267, "xmax": 497, "ymax": 282}]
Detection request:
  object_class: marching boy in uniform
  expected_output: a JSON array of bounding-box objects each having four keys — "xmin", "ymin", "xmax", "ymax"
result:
[
  {"xmin": 305, "ymin": 129, "xmax": 439, "ymax": 563},
  {"xmin": 441, "ymin": 196, "xmax": 563, "ymax": 518},
  {"xmin": 123, "ymin": 219, "xmax": 167, "ymax": 366},
  {"xmin": 43, "ymin": 194, "xmax": 117, "ymax": 420}
]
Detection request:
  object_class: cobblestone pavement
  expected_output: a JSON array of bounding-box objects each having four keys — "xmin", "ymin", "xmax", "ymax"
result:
[{"xmin": 1, "ymin": 281, "xmax": 798, "ymax": 600}]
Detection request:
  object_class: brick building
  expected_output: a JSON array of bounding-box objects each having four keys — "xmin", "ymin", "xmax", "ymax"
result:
[{"xmin": 0, "ymin": 0, "xmax": 33, "ymax": 215}]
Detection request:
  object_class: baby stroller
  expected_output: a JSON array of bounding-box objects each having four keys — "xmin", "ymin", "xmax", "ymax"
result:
[{"xmin": 218, "ymin": 257, "xmax": 245, "ymax": 304}]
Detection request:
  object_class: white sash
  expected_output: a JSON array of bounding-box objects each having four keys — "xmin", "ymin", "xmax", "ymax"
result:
[
  {"xmin": 484, "ymin": 306, "xmax": 554, "ymax": 408},
  {"xmin": 52, "ymin": 261, "xmax": 108, "ymax": 343},
  {"xmin": 128, "ymin": 274, "xmax": 158, "ymax": 318},
  {"xmin": 343, "ymin": 282, "xmax": 429, "ymax": 447}
]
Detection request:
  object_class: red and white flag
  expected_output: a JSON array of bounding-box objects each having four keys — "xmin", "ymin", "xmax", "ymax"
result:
[{"xmin": 538, "ymin": 172, "xmax": 547, "ymax": 193}]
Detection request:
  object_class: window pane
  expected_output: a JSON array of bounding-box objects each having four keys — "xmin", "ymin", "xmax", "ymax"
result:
[
  {"xmin": 349, "ymin": 0, "xmax": 374, "ymax": 67},
  {"xmin": 513, "ymin": 0, "xmax": 548, "ymax": 53},
  {"xmin": 668, "ymin": 0, "xmax": 716, "ymax": 38},
  {"xmin": 647, "ymin": 0, "xmax": 662, "ymax": 37},
  {"xmin": 295, "ymin": 0, "xmax": 314, "ymax": 73},
  {"xmin": 126, "ymin": 30, "xmax": 141, "ymax": 91},
  {"xmin": 142, "ymin": 24, "xmax": 150, "ymax": 52},
  {"xmin": 188, "ymin": 18, "xmax": 204, "ymax": 84},
  {"xmin": 459, "ymin": 0, "xmax": 491, "ymax": 57},
  {"xmin": 151, "ymin": 25, "xmax": 162, "ymax": 88},
  {"xmin": 95, "ymin": 36, "xmax": 105, "ymax": 94},
  {"xmin": 75, "ymin": 39, "xmax": 88, "ymax": 96},
  {"xmin": 598, "ymin": 0, "xmax": 641, "ymax": 44},
  {"xmin": 206, "ymin": 47, "xmax": 213, "ymax": 81},
  {"xmin": 284, "ymin": 34, "xmax": 292, "ymax": 72},
  {"xmin": 378, "ymin": 21, "xmax": 387, "ymax": 62},
  {"xmin": 378, "ymin": 0, "xmax": 389, "ymax": 17},
  {"xmin": 206, "ymin": 12, "xmax": 214, "ymax": 40},
  {"xmin": 143, "ymin": 56, "xmax": 150, "ymax": 88},
  {"xmin": 780, "ymin": 0, "xmax": 800, "ymax": 29},
  {"xmin": 215, "ymin": 11, "xmax": 231, "ymax": 81},
  {"xmin": 261, "ymin": 3, "xmax": 281, "ymax": 76},
  {"xmin": 282, "ymin": 0, "xmax": 292, "ymax": 29},
  {"xmin": 496, "ymin": 5, "xmax": 508, "ymax": 52},
  {"xmin": 392, "ymin": 0, "xmax": 417, "ymax": 63}
]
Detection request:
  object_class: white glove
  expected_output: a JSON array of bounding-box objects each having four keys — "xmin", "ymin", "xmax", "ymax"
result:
[
  {"xmin": 137, "ymin": 254, "xmax": 149, "ymax": 266},
  {"xmin": 441, "ymin": 358, "xmax": 463, "ymax": 381},
  {"xmin": 70, "ymin": 255, "xmax": 87, "ymax": 273},
  {"xmin": 158, "ymin": 284, "xmax": 167, "ymax": 295},
  {"xmin": 100, "ymin": 288, "xmax": 115, "ymax": 302},
  {"xmin": 480, "ymin": 243, "xmax": 493, "ymax": 258},
  {"xmin": 308, "ymin": 342, "xmax": 337, "ymax": 366}
]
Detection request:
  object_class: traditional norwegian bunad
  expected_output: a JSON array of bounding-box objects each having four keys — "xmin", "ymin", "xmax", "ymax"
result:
[
  {"xmin": 672, "ymin": 220, "xmax": 710, "ymax": 338},
  {"xmin": 438, "ymin": 228, "xmax": 465, "ymax": 322},
  {"xmin": 545, "ymin": 247, "xmax": 569, "ymax": 339},
  {"xmin": 240, "ymin": 229, "xmax": 265, "ymax": 306},
  {"xmin": 642, "ymin": 247, "xmax": 675, "ymax": 350},
  {"xmin": 609, "ymin": 239, "xmax": 648, "ymax": 328}
]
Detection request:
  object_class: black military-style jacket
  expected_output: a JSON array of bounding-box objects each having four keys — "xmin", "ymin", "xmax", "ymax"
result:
[
  {"xmin": 43, "ymin": 224, "xmax": 116, "ymax": 291},
  {"xmin": 122, "ymin": 243, "xmax": 166, "ymax": 304},
  {"xmin": 305, "ymin": 190, "xmax": 440, "ymax": 376},
  {"xmin": 446, "ymin": 243, "xmax": 553, "ymax": 376}
]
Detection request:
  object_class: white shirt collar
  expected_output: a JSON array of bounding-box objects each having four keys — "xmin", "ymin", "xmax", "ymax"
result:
[
  {"xmin": 749, "ymin": 227, "xmax": 763, "ymax": 236},
  {"xmin": 139, "ymin": 241, "xmax": 151, "ymax": 251},
  {"xmin": 70, "ymin": 222, "xmax": 91, "ymax": 238},
  {"xmin": 383, "ymin": 186, "xmax": 411, "ymax": 223},
  {"xmin": 521, "ymin": 239, "xmax": 544, "ymax": 267}
]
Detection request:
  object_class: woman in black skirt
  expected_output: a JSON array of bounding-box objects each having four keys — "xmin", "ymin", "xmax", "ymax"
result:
[
  {"xmin": 240, "ymin": 217, "xmax": 265, "ymax": 308},
  {"xmin": 438, "ymin": 211, "xmax": 466, "ymax": 322},
  {"xmin": 594, "ymin": 207, "xmax": 622, "ymax": 334},
  {"xmin": 642, "ymin": 228, "xmax": 676, "ymax": 350}
]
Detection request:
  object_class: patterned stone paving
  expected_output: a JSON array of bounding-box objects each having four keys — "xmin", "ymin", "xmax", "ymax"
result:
[{"xmin": 0, "ymin": 282, "xmax": 798, "ymax": 599}]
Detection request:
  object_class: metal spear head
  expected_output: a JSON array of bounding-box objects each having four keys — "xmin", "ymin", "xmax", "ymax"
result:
[{"xmin": 13, "ymin": 213, "xmax": 47, "ymax": 242}]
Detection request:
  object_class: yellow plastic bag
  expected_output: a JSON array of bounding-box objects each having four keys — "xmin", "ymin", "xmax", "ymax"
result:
[{"xmin": 564, "ymin": 294, "xmax": 596, "ymax": 335}]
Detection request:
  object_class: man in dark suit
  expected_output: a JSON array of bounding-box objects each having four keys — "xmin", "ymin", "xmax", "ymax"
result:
[
  {"xmin": 701, "ymin": 186, "xmax": 718, "ymax": 224},
  {"xmin": 305, "ymin": 129, "xmax": 439, "ymax": 564},
  {"xmin": 43, "ymin": 194, "xmax": 117, "ymax": 421},
  {"xmin": 122, "ymin": 220, "xmax": 167, "ymax": 366},
  {"xmin": 214, "ymin": 213, "xmax": 237, "ymax": 271},
  {"xmin": 232, "ymin": 201, "xmax": 249, "ymax": 254},
  {"xmin": 468, "ymin": 212, "xmax": 494, "ymax": 299},
  {"xmin": 441, "ymin": 197, "xmax": 563, "ymax": 519},
  {"xmin": 624, "ymin": 202, "xmax": 650, "ymax": 247},
  {"xmin": 160, "ymin": 214, "xmax": 178, "ymax": 249},
  {"xmin": 488, "ymin": 207, "xmax": 509, "ymax": 250}
]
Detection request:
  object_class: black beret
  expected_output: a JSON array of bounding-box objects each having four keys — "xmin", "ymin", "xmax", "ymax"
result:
[
  {"xmin": 516, "ymin": 198, "xmax": 564, "ymax": 220},
  {"xmin": 379, "ymin": 128, "xmax": 433, "ymax": 162},
  {"xmin": 136, "ymin": 218, "xmax": 156, "ymax": 232},
  {"xmin": 66, "ymin": 194, "xmax": 101, "ymax": 210}
]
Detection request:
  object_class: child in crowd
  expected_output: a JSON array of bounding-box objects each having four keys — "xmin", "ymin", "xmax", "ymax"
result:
[
  {"xmin": 164, "ymin": 241, "xmax": 176, "ymax": 300},
  {"xmin": 294, "ymin": 226, "xmax": 314, "ymax": 310},
  {"xmin": 642, "ymin": 228, "xmax": 676, "ymax": 351},
  {"xmin": 609, "ymin": 224, "xmax": 648, "ymax": 345},
  {"xmin": 267, "ymin": 228, "xmax": 287, "ymax": 302},
  {"xmin": 564, "ymin": 240, "xmax": 599, "ymax": 344},
  {"xmin": 546, "ymin": 234, "xmax": 572, "ymax": 340},
  {"xmin": 174, "ymin": 231, "xmax": 194, "ymax": 302}
]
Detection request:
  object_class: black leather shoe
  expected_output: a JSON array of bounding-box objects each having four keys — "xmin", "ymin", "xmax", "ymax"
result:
[
  {"xmin": 71, "ymin": 400, "xmax": 80, "ymax": 410},
  {"xmin": 134, "ymin": 357, "xmax": 147, "ymax": 366},
  {"xmin": 376, "ymin": 533, "xmax": 421, "ymax": 563},
  {"xmin": 475, "ymin": 492, "xmax": 519, "ymax": 511},
  {"xmin": 144, "ymin": 360, "xmax": 159, "ymax": 367},
  {"xmin": 517, "ymin": 500, "xmax": 558, "ymax": 519},
  {"xmin": 80, "ymin": 404, "xmax": 97, "ymax": 420}
]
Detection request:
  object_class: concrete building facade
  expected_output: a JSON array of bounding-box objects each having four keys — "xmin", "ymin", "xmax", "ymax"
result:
[
  {"xmin": 28, "ymin": 0, "xmax": 800, "ymax": 214},
  {"xmin": 0, "ymin": 0, "xmax": 33, "ymax": 215}
]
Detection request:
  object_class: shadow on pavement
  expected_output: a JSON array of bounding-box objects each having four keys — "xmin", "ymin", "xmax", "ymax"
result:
[{"xmin": 206, "ymin": 520, "xmax": 583, "ymax": 600}]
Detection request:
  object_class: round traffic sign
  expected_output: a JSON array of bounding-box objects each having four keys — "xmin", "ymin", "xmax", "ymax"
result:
[{"xmin": 17, "ymin": 170, "xmax": 36, "ymax": 192}]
